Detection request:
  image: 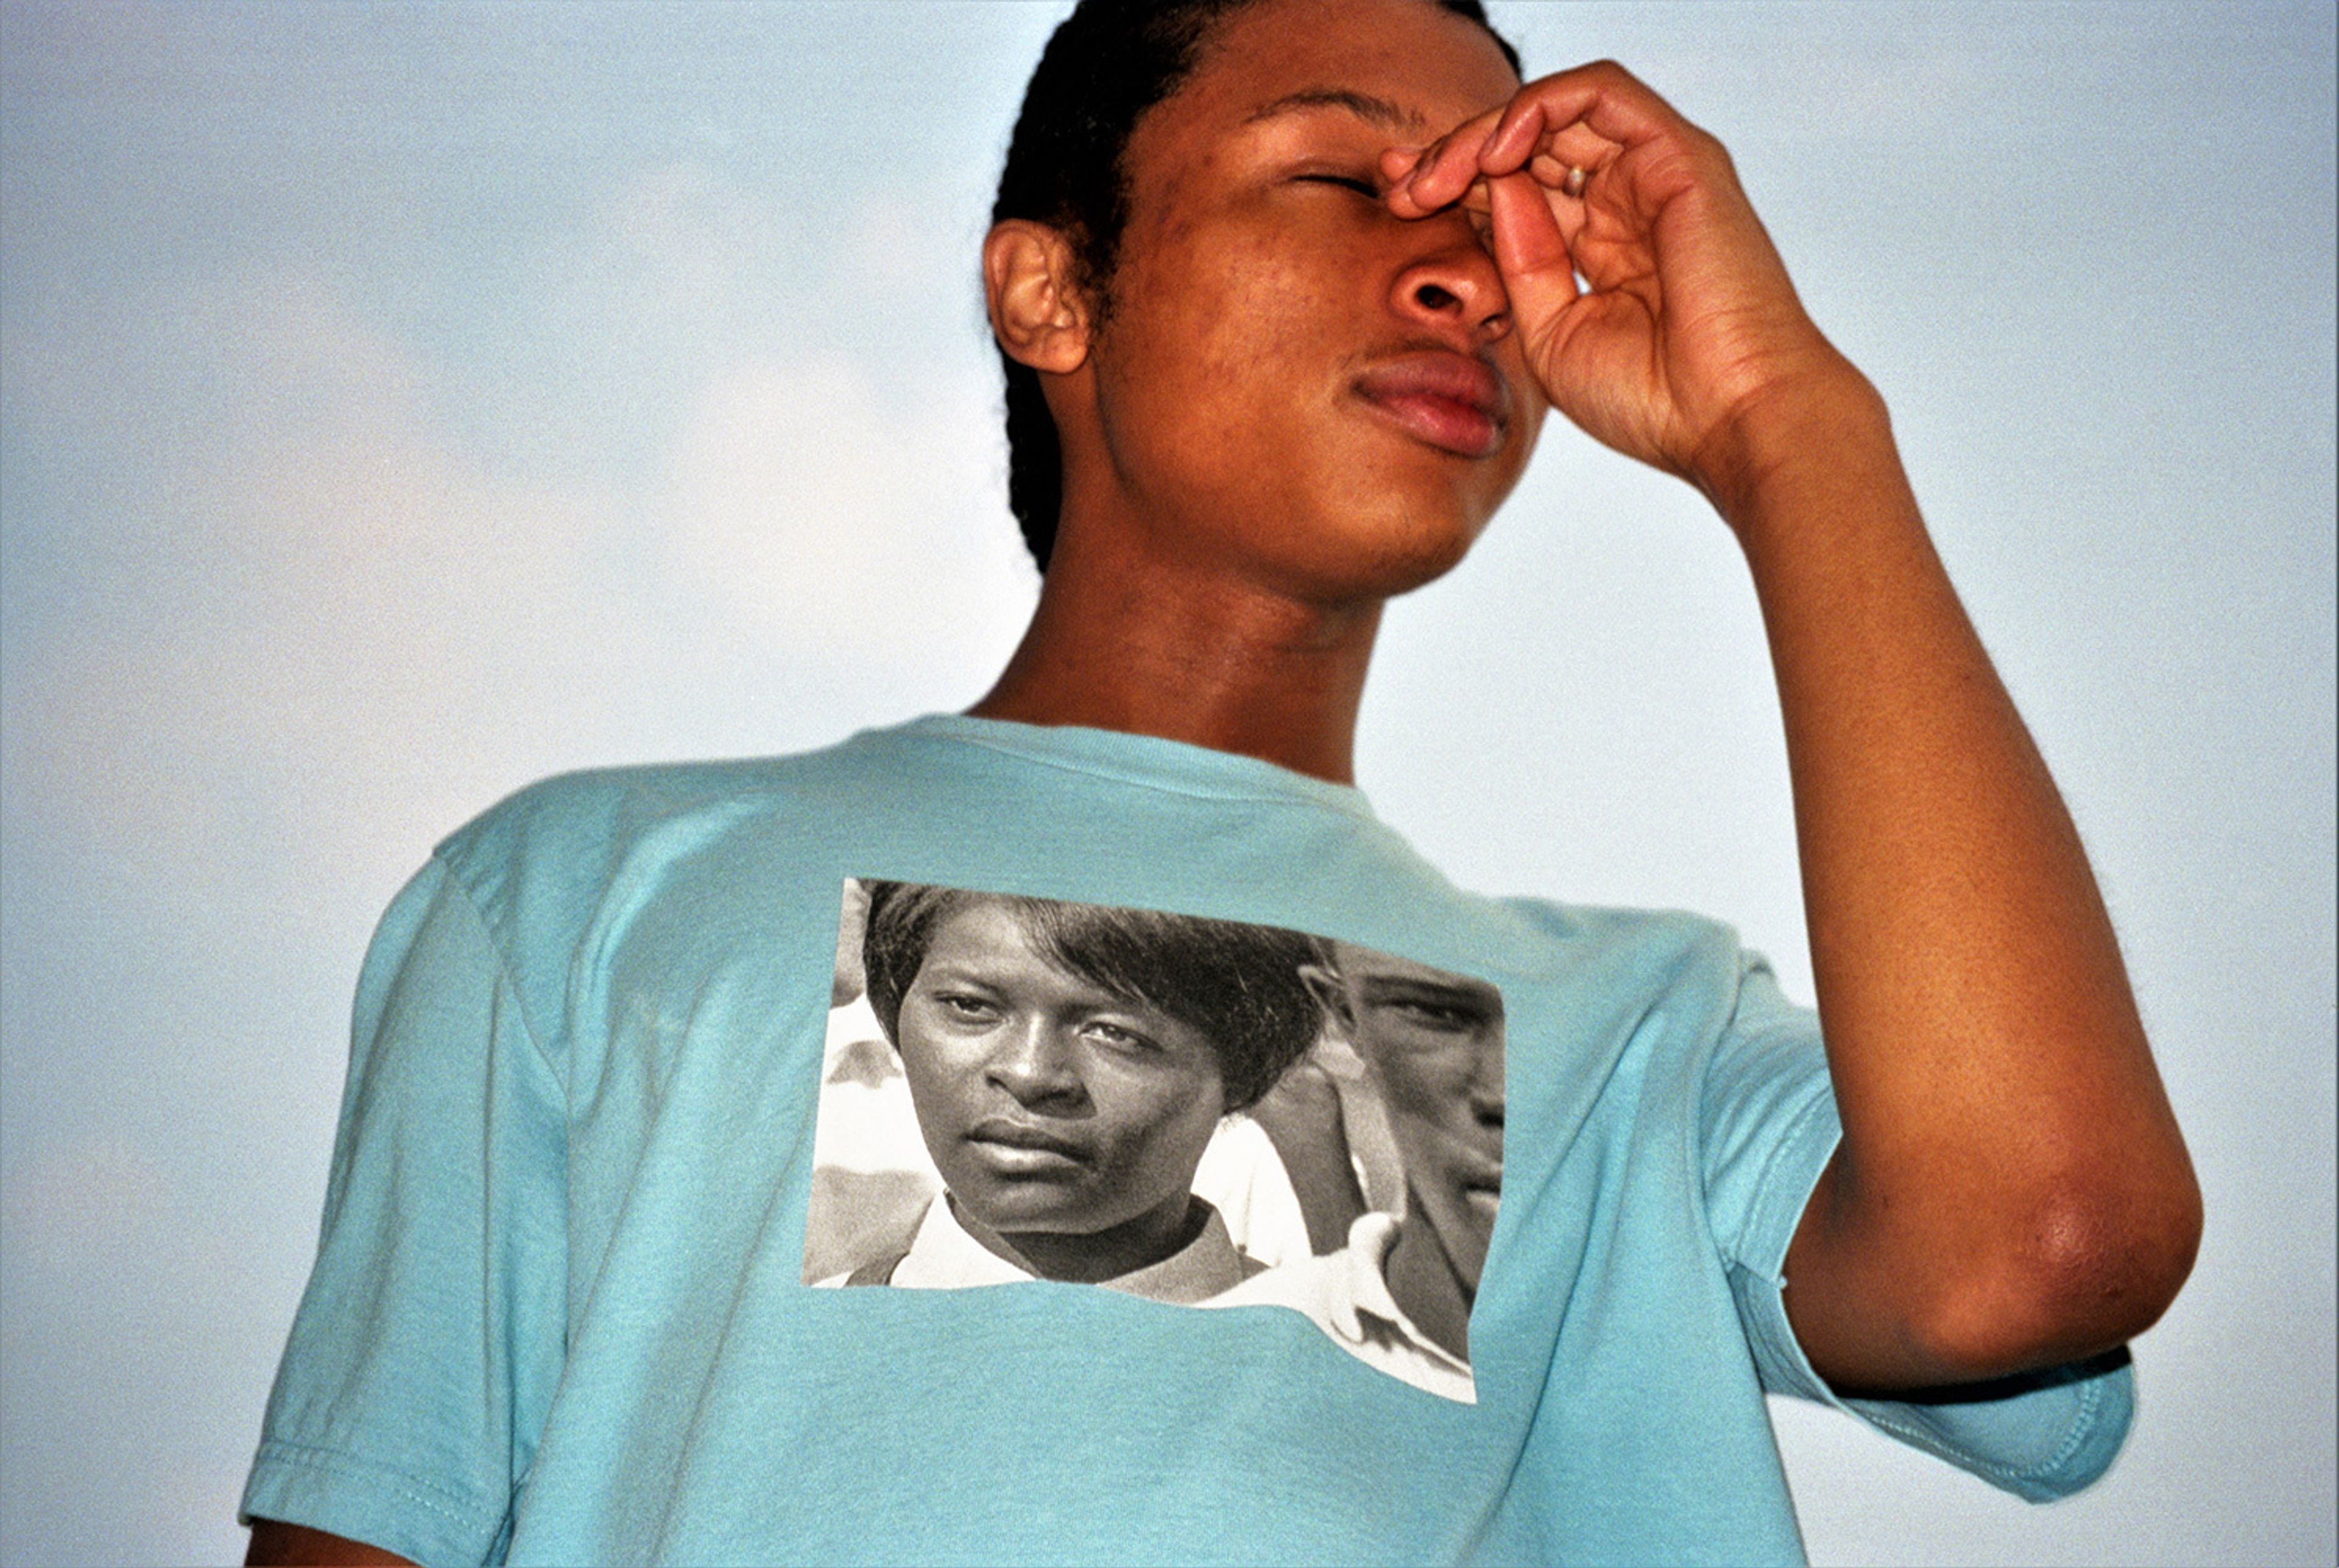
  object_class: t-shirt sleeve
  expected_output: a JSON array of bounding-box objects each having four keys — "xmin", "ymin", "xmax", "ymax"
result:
[
  {"xmin": 1699, "ymin": 955, "xmax": 2134, "ymax": 1503},
  {"xmin": 241, "ymin": 856, "xmax": 570, "ymax": 1567}
]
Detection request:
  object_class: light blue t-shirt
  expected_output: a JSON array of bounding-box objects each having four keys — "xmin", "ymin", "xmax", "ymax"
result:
[{"xmin": 242, "ymin": 715, "xmax": 2131, "ymax": 1566}]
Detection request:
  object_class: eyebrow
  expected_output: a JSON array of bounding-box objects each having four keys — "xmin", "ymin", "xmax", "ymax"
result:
[
  {"xmin": 1359, "ymin": 977, "xmax": 1502, "ymax": 1018},
  {"xmin": 1244, "ymin": 88, "xmax": 1427, "ymax": 137}
]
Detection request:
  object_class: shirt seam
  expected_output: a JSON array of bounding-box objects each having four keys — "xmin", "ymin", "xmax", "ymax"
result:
[
  {"xmin": 428, "ymin": 849, "xmax": 568, "ymax": 1093},
  {"xmin": 1724, "ymin": 1067, "xmax": 1837, "ymax": 1276},
  {"xmin": 252, "ymin": 1435, "xmax": 501, "ymax": 1536},
  {"xmin": 1849, "ymin": 1373, "xmax": 2108, "ymax": 1485}
]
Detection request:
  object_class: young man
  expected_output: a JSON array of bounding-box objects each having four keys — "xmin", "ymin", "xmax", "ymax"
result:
[{"xmin": 244, "ymin": 1, "xmax": 2199, "ymax": 1561}]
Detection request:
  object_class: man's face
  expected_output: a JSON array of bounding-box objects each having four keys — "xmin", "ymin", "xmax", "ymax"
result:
[
  {"xmin": 893, "ymin": 899, "xmax": 1228, "ymax": 1244},
  {"xmin": 1075, "ymin": 0, "xmax": 1540, "ymax": 600},
  {"xmin": 1324, "ymin": 940, "xmax": 1505, "ymax": 1292}
]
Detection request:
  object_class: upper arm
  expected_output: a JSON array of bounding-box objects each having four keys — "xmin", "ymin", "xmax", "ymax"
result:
[
  {"xmin": 241, "ymin": 856, "xmax": 570, "ymax": 1564},
  {"xmin": 246, "ymin": 1519, "xmax": 417, "ymax": 1567},
  {"xmin": 1703, "ymin": 944, "xmax": 2194, "ymax": 1397},
  {"xmin": 1699, "ymin": 957, "xmax": 2142, "ymax": 1498}
]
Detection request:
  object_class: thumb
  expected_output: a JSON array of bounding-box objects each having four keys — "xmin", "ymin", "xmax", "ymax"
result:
[{"xmin": 1487, "ymin": 172, "xmax": 1579, "ymax": 329}]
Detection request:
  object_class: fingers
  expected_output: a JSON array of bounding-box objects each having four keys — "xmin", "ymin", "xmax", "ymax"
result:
[
  {"xmin": 1485, "ymin": 171, "xmax": 1574, "ymax": 296},
  {"xmin": 1383, "ymin": 106, "xmax": 1505, "ymax": 218},
  {"xmin": 1481, "ymin": 62, "xmax": 1685, "ymax": 173},
  {"xmin": 1386, "ymin": 60, "xmax": 1704, "ymax": 220}
]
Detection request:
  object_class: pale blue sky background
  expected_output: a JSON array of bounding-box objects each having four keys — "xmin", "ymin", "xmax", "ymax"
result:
[{"xmin": 2, "ymin": 4, "xmax": 2332, "ymax": 1564}]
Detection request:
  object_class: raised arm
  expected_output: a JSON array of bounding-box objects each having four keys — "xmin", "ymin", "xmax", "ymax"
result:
[{"xmin": 1389, "ymin": 61, "xmax": 2200, "ymax": 1393}]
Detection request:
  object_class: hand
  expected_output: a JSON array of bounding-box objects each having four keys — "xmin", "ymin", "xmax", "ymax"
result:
[{"xmin": 1385, "ymin": 62, "xmax": 1861, "ymax": 508}]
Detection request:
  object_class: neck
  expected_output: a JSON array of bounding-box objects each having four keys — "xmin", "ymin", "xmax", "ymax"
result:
[
  {"xmin": 1386, "ymin": 1187, "xmax": 1472, "ymax": 1360},
  {"xmin": 971, "ymin": 514, "xmax": 1384, "ymax": 785},
  {"xmin": 953, "ymin": 1189, "xmax": 1207, "ymax": 1284}
]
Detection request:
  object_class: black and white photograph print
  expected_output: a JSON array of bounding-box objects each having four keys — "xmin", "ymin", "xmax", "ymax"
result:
[{"xmin": 805, "ymin": 878, "xmax": 1506, "ymax": 1402}]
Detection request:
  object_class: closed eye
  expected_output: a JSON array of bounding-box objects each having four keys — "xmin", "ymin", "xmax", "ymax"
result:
[{"xmin": 1296, "ymin": 172, "xmax": 1380, "ymax": 198}]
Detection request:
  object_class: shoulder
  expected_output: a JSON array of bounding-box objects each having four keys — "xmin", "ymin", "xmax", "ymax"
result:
[
  {"xmin": 425, "ymin": 726, "xmax": 934, "ymax": 940},
  {"xmin": 1207, "ymin": 1212, "xmax": 1394, "ymax": 1323},
  {"xmin": 1433, "ymin": 894, "xmax": 1763, "ymax": 1032},
  {"xmin": 1487, "ymin": 896, "xmax": 1742, "ymax": 968}
]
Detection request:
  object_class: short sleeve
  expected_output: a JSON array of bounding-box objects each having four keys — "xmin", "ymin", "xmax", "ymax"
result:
[
  {"xmin": 241, "ymin": 857, "xmax": 570, "ymax": 1567},
  {"xmin": 1700, "ymin": 957, "xmax": 2136, "ymax": 1502}
]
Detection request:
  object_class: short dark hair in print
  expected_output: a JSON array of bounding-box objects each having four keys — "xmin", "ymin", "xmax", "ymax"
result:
[{"xmin": 859, "ymin": 881, "xmax": 1328, "ymax": 1113}]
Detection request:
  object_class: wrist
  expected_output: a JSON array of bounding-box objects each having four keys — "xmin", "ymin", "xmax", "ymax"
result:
[{"xmin": 1688, "ymin": 358, "xmax": 1894, "ymax": 533}]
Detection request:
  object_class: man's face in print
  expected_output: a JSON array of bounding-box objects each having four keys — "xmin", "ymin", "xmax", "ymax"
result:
[{"xmin": 1319, "ymin": 941, "xmax": 1505, "ymax": 1291}]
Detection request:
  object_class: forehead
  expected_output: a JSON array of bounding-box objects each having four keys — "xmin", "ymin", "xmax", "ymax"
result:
[
  {"xmin": 921, "ymin": 899, "xmax": 1044, "ymax": 967},
  {"xmin": 919, "ymin": 901, "xmax": 1128, "ymax": 997},
  {"xmin": 1152, "ymin": 0, "xmax": 1519, "ymax": 146},
  {"xmin": 1328, "ymin": 941, "xmax": 1500, "ymax": 1004}
]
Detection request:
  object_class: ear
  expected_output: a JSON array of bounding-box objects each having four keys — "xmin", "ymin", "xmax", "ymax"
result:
[
  {"xmin": 983, "ymin": 220, "xmax": 1093, "ymax": 374},
  {"xmin": 1299, "ymin": 963, "xmax": 1353, "ymax": 1031}
]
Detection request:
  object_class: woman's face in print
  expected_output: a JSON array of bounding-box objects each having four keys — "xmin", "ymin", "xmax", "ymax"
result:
[{"xmin": 893, "ymin": 899, "xmax": 1228, "ymax": 1251}]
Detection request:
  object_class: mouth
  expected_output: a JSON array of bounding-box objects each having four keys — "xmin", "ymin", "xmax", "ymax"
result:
[
  {"xmin": 964, "ymin": 1117, "xmax": 1092, "ymax": 1173},
  {"xmin": 1352, "ymin": 351, "xmax": 1509, "ymax": 460},
  {"xmin": 1453, "ymin": 1152, "xmax": 1503, "ymax": 1214}
]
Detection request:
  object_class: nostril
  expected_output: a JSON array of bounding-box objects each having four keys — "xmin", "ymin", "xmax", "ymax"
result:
[{"xmin": 1414, "ymin": 282, "xmax": 1460, "ymax": 312}]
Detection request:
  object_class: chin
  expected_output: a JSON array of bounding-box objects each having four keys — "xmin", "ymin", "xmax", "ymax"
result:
[
  {"xmin": 1324, "ymin": 451, "xmax": 1515, "ymax": 588},
  {"xmin": 1300, "ymin": 497, "xmax": 1493, "ymax": 600}
]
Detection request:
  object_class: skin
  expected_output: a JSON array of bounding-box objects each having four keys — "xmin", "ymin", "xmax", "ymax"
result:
[
  {"xmin": 258, "ymin": 0, "xmax": 2203, "ymax": 1556},
  {"xmin": 1307, "ymin": 942, "xmax": 1505, "ymax": 1360},
  {"xmin": 975, "ymin": 0, "xmax": 2199, "ymax": 1395},
  {"xmin": 892, "ymin": 900, "xmax": 1230, "ymax": 1283},
  {"xmin": 976, "ymin": 0, "xmax": 1538, "ymax": 779}
]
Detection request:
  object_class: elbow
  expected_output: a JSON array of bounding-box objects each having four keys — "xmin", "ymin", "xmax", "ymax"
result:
[
  {"xmin": 1915, "ymin": 1165, "xmax": 2203, "ymax": 1382},
  {"xmin": 2024, "ymin": 1168, "xmax": 2202, "ymax": 1345}
]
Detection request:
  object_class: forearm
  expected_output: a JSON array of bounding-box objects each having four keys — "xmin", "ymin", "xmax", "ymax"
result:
[{"xmin": 1717, "ymin": 373, "xmax": 2200, "ymax": 1391}]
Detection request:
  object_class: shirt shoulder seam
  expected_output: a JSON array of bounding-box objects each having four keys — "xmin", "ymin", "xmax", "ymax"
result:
[{"xmin": 424, "ymin": 848, "xmax": 570, "ymax": 1095}]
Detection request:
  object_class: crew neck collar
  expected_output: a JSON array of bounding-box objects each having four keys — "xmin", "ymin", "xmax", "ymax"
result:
[{"xmin": 887, "ymin": 712, "xmax": 1379, "ymax": 820}]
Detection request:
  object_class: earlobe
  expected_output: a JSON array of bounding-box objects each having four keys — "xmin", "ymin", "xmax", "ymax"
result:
[{"xmin": 984, "ymin": 220, "xmax": 1092, "ymax": 375}]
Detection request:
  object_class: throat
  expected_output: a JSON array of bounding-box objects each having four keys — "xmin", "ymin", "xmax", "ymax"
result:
[
  {"xmin": 955, "ymin": 1190, "xmax": 1210, "ymax": 1285},
  {"xmin": 970, "ymin": 532, "xmax": 1383, "ymax": 784}
]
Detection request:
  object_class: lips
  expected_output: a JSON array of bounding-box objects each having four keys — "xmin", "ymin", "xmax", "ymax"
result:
[
  {"xmin": 1352, "ymin": 351, "xmax": 1509, "ymax": 459},
  {"xmin": 965, "ymin": 1117, "xmax": 1092, "ymax": 1167}
]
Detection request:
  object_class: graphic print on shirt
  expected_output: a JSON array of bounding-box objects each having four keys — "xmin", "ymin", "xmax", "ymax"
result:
[{"xmin": 805, "ymin": 878, "xmax": 1505, "ymax": 1402}]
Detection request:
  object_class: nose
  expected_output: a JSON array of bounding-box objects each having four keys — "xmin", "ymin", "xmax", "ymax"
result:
[
  {"xmin": 1467, "ymin": 1030, "xmax": 1506, "ymax": 1125},
  {"xmin": 1391, "ymin": 221, "xmax": 1511, "ymax": 345},
  {"xmin": 985, "ymin": 1018, "xmax": 1088, "ymax": 1111}
]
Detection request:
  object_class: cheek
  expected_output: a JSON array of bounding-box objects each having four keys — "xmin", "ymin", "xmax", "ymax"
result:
[
  {"xmin": 892, "ymin": 1016, "xmax": 976, "ymax": 1114},
  {"xmin": 1087, "ymin": 1060, "xmax": 1222, "ymax": 1164},
  {"xmin": 1116, "ymin": 234, "xmax": 1328, "ymax": 410},
  {"xmin": 1375, "ymin": 1055, "xmax": 1463, "ymax": 1125}
]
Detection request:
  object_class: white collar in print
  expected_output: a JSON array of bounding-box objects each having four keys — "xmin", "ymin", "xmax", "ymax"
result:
[
  {"xmin": 891, "ymin": 1194, "xmax": 1259, "ymax": 1304},
  {"xmin": 889, "ymin": 1195, "xmax": 1037, "ymax": 1290},
  {"xmin": 1329, "ymin": 1213, "xmax": 1475, "ymax": 1391},
  {"xmin": 1204, "ymin": 1212, "xmax": 1478, "ymax": 1404}
]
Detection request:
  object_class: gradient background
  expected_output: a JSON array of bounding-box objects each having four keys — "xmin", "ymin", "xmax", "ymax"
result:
[{"xmin": 2, "ymin": 3, "xmax": 2331, "ymax": 1564}]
